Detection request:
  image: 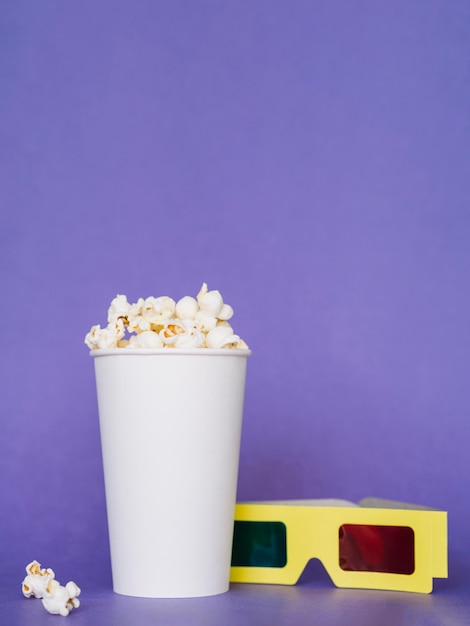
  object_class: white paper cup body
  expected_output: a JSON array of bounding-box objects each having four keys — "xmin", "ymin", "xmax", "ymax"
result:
[{"xmin": 91, "ymin": 348, "xmax": 250, "ymax": 598}]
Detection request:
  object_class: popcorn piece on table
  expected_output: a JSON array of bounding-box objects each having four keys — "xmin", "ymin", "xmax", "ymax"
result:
[
  {"xmin": 42, "ymin": 579, "xmax": 81, "ymax": 617},
  {"xmin": 22, "ymin": 560, "xmax": 55, "ymax": 599}
]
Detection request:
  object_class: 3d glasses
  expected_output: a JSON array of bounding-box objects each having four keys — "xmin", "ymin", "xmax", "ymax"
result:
[{"xmin": 230, "ymin": 498, "xmax": 447, "ymax": 593}]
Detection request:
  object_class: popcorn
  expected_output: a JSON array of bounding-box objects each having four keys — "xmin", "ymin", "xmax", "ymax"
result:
[
  {"xmin": 21, "ymin": 561, "xmax": 81, "ymax": 617},
  {"xmin": 42, "ymin": 580, "xmax": 81, "ymax": 617},
  {"xmin": 194, "ymin": 309, "xmax": 219, "ymax": 333},
  {"xmin": 128, "ymin": 330, "xmax": 164, "ymax": 349},
  {"xmin": 160, "ymin": 320, "xmax": 205, "ymax": 348},
  {"xmin": 85, "ymin": 283, "xmax": 248, "ymax": 351},
  {"xmin": 175, "ymin": 296, "xmax": 199, "ymax": 320},
  {"xmin": 107, "ymin": 294, "xmax": 132, "ymax": 324},
  {"xmin": 197, "ymin": 283, "xmax": 224, "ymax": 317},
  {"xmin": 85, "ymin": 322, "xmax": 125, "ymax": 350},
  {"xmin": 218, "ymin": 303, "xmax": 234, "ymax": 321},
  {"xmin": 205, "ymin": 325, "xmax": 241, "ymax": 349},
  {"xmin": 22, "ymin": 560, "xmax": 55, "ymax": 599},
  {"xmin": 141, "ymin": 296, "xmax": 176, "ymax": 326},
  {"xmin": 128, "ymin": 311, "xmax": 151, "ymax": 334}
]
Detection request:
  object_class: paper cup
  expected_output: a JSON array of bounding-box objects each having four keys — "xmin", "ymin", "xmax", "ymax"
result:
[{"xmin": 91, "ymin": 348, "xmax": 250, "ymax": 598}]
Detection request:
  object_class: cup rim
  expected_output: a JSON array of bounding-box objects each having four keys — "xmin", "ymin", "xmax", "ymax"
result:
[{"xmin": 90, "ymin": 348, "xmax": 252, "ymax": 358}]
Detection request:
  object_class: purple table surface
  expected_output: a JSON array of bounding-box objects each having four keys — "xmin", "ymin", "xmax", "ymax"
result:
[{"xmin": 1, "ymin": 554, "xmax": 469, "ymax": 626}]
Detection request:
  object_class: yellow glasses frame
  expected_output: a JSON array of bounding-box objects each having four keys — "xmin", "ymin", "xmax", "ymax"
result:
[{"xmin": 230, "ymin": 498, "xmax": 447, "ymax": 593}]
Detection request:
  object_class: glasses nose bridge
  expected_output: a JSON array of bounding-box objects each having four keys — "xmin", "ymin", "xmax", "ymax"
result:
[{"xmin": 288, "ymin": 509, "xmax": 338, "ymax": 581}]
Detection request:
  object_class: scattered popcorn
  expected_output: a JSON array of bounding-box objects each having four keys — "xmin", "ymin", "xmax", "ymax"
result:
[
  {"xmin": 85, "ymin": 283, "xmax": 249, "ymax": 351},
  {"xmin": 22, "ymin": 561, "xmax": 81, "ymax": 617},
  {"xmin": 22, "ymin": 560, "xmax": 55, "ymax": 599},
  {"xmin": 42, "ymin": 580, "xmax": 81, "ymax": 617}
]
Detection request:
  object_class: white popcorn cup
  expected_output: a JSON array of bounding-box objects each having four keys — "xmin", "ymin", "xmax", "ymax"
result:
[{"xmin": 91, "ymin": 348, "xmax": 250, "ymax": 598}]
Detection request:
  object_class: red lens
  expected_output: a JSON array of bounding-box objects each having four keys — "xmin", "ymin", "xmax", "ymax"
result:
[{"xmin": 339, "ymin": 524, "xmax": 415, "ymax": 574}]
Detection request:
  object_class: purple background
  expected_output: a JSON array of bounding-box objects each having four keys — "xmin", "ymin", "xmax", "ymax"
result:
[{"xmin": 1, "ymin": 1, "xmax": 469, "ymax": 623}]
